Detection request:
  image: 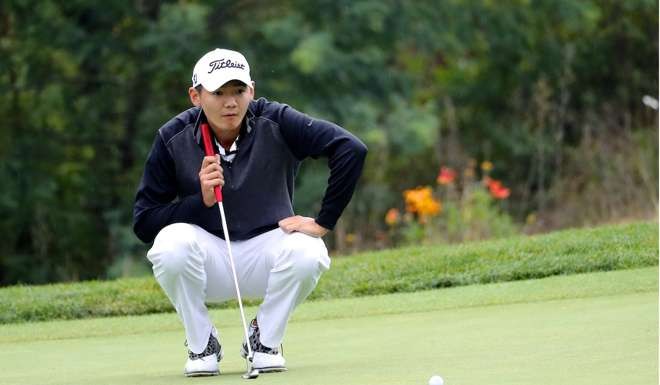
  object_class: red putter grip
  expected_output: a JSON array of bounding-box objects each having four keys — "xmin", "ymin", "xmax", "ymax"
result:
[{"xmin": 200, "ymin": 123, "xmax": 223, "ymax": 203}]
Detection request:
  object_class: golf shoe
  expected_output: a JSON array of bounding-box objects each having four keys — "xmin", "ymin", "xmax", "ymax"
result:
[
  {"xmin": 241, "ymin": 318, "xmax": 287, "ymax": 373},
  {"xmin": 184, "ymin": 328, "xmax": 223, "ymax": 376}
]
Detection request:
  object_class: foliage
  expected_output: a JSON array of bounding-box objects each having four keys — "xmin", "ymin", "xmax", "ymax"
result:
[
  {"xmin": 0, "ymin": 0, "xmax": 657, "ymax": 284},
  {"xmin": 0, "ymin": 221, "xmax": 656, "ymax": 324},
  {"xmin": 530, "ymin": 127, "xmax": 660, "ymax": 230},
  {"xmin": 385, "ymin": 161, "xmax": 518, "ymax": 246}
]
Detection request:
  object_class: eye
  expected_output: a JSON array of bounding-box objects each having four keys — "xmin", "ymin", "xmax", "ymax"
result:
[{"xmin": 212, "ymin": 90, "xmax": 223, "ymax": 96}]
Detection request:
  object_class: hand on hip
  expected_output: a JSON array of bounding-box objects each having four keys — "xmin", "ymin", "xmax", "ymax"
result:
[{"xmin": 278, "ymin": 216, "xmax": 328, "ymax": 238}]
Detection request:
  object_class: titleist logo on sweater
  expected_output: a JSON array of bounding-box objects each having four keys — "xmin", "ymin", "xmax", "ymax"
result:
[{"xmin": 208, "ymin": 59, "xmax": 245, "ymax": 73}]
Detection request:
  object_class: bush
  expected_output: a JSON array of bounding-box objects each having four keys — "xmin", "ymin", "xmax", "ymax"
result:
[{"xmin": 385, "ymin": 161, "xmax": 518, "ymax": 246}]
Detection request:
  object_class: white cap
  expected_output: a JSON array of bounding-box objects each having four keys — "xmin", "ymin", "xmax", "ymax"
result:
[{"xmin": 192, "ymin": 48, "xmax": 252, "ymax": 92}]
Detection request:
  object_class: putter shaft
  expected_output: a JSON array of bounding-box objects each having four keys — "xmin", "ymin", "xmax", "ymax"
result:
[{"xmin": 217, "ymin": 202, "xmax": 258, "ymax": 379}]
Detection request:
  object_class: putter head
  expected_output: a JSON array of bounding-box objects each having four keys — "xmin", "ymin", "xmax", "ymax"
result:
[
  {"xmin": 242, "ymin": 367, "xmax": 260, "ymax": 379},
  {"xmin": 242, "ymin": 354, "xmax": 259, "ymax": 379}
]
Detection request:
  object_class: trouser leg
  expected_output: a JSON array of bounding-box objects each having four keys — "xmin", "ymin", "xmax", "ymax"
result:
[
  {"xmin": 254, "ymin": 230, "xmax": 330, "ymax": 348},
  {"xmin": 146, "ymin": 223, "xmax": 215, "ymax": 354},
  {"xmin": 147, "ymin": 224, "xmax": 330, "ymax": 353}
]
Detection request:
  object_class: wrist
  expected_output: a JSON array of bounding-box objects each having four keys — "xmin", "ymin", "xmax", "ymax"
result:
[
  {"xmin": 314, "ymin": 221, "xmax": 329, "ymax": 236},
  {"xmin": 201, "ymin": 193, "xmax": 215, "ymax": 207}
]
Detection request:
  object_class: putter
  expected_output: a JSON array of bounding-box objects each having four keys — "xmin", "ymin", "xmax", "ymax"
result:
[{"xmin": 201, "ymin": 122, "xmax": 260, "ymax": 380}]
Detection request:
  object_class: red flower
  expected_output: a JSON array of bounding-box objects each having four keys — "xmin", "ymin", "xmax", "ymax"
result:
[
  {"xmin": 491, "ymin": 186, "xmax": 510, "ymax": 199},
  {"xmin": 436, "ymin": 167, "xmax": 456, "ymax": 185},
  {"xmin": 486, "ymin": 178, "xmax": 510, "ymax": 200}
]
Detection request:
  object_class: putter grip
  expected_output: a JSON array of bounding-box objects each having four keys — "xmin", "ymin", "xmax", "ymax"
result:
[{"xmin": 200, "ymin": 123, "xmax": 223, "ymax": 203}]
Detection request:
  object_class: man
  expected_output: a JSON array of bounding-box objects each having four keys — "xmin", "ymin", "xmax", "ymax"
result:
[{"xmin": 132, "ymin": 48, "xmax": 367, "ymax": 376}]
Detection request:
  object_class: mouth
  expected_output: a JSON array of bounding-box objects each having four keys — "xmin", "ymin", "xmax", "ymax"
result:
[{"xmin": 222, "ymin": 113, "xmax": 238, "ymax": 118}]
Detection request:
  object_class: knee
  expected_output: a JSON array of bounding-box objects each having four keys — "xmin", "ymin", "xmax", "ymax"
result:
[
  {"xmin": 147, "ymin": 223, "xmax": 200, "ymax": 276},
  {"xmin": 282, "ymin": 234, "xmax": 330, "ymax": 281}
]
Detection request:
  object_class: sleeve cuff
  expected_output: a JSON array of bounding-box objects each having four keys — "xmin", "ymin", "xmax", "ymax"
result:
[{"xmin": 315, "ymin": 214, "xmax": 336, "ymax": 231}]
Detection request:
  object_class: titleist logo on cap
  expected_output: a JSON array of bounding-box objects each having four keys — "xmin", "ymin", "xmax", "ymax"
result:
[
  {"xmin": 208, "ymin": 59, "xmax": 245, "ymax": 73},
  {"xmin": 192, "ymin": 49, "xmax": 252, "ymax": 89}
]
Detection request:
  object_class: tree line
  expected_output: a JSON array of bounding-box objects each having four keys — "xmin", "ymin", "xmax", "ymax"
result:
[{"xmin": 0, "ymin": 0, "xmax": 657, "ymax": 285}]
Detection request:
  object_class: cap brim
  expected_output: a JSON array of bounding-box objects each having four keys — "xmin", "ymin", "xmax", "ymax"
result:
[{"xmin": 201, "ymin": 69, "xmax": 252, "ymax": 92}]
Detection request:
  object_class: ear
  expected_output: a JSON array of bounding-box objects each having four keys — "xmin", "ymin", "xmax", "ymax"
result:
[
  {"xmin": 188, "ymin": 87, "xmax": 201, "ymax": 107},
  {"xmin": 248, "ymin": 81, "xmax": 256, "ymax": 100}
]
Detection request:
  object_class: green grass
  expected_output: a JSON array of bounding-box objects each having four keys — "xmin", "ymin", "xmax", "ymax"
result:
[
  {"xmin": 312, "ymin": 220, "xmax": 658, "ymax": 298},
  {"xmin": 0, "ymin": 221, "xmax": 657, "ymax": 324},
  {"xmin": 0, "ymin": 267, "xmax": 656, "ymax": 385}
]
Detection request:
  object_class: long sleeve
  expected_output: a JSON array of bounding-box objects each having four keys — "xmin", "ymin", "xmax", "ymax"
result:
[
  {"xmin": 275, "ymin": 103, "xmax": 367, "ymax": 230},
  {"xmin": 132, "ymin": 134, "xmax": 217, "ymax": 243}
]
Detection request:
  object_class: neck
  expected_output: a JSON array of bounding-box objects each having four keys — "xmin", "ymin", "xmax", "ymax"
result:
[
  {"xmin": 218, "ymin": 135, "xmax": 237, "ymax": 151},
  {"xmin": 208, "ymin": 124, "xmax": 240, "ymax": 150}
]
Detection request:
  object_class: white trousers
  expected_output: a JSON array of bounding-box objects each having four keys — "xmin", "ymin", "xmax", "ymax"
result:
[{"xmin": 146, "ymin": 223, "xmax": 330, "ymax": 354}]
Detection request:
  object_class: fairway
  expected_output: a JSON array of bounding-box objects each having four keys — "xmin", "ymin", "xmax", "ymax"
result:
[{"xmin": 1, "ymin": 267, "xmax": 657, "ymax": 385}]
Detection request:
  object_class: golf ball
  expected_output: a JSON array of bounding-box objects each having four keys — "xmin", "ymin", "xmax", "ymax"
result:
[{"xmin": 428, "ymin": 375, "xmax": 444, "ymax": 385}]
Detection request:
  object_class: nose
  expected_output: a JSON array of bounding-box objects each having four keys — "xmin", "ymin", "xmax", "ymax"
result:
[{"xmin": 224, "ymin": 97, "xmax": 237, "ymax": 109}]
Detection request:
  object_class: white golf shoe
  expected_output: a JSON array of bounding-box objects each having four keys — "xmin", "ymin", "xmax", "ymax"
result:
[
  {"xmin": 241, "ymin": 318, "xmax": 287, "ymax": 373},
  {"xmin": 184, "ymin": 328, "xmax": 223, "ymax": 377}
]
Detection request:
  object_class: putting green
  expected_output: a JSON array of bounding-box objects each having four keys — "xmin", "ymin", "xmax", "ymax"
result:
[{"xmin": 0, "ymin": 267, "xmax": 657, "ymax": 385}]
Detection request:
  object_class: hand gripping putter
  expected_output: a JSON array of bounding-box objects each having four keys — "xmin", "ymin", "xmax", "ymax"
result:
[{"xmin": 201, "ymin": 122, "xmax": 260, "ymax": 380}]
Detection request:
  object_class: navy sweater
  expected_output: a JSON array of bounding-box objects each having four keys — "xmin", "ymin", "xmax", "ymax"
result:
[{"xmin": 133, "ymin": 98, "xmax": 367, "ymax": 243}]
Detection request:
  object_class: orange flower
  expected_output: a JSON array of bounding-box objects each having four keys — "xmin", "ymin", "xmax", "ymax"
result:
[
  {"xmin": 403, "ymin": 186, "xmax": 441, "ymax": 220},
  {"xmin": 481, "ymin": 161, "xmax": 493, "ymax": 172},
  {"xmin": 436, "ymin": 166, "xmax": 457, "ymax": 185},
  {"xmin": 385, "ymin": 208, "xmax": 400, "ymax": 226}
]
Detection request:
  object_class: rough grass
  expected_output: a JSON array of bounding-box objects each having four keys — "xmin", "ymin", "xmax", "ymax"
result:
[
  {"xmin": 0, "ymin": 221, "xmax": 656, "ymax": 324},
  {"xmin": 312, "ymin": 221, "xmax": 659, "ymax": 298}
]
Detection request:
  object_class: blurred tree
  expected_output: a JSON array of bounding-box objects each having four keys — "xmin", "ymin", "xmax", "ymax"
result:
[{"xmin": 0, "ymin": 0, "xmax": 656, "ymax": 284}]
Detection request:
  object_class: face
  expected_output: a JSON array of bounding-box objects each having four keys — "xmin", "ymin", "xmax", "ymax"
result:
[{"xmin": 189, "ymin": 80, "xmax": 255, "ymax": 135}]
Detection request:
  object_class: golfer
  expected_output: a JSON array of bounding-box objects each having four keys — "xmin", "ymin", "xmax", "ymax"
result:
[{"xmin": 132, "ymin": 48, "xmax": 367, "ymax": 376}]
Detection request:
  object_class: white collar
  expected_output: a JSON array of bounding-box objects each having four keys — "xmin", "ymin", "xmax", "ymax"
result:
[{"xmin": 214, "ymin": 136, "xmax": 239, "ymax": 154}]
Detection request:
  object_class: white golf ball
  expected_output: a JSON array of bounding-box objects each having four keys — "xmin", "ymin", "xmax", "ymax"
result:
[{"xmin": 428, "ymin": 375, "xmax": 444, "ymax": 385}]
